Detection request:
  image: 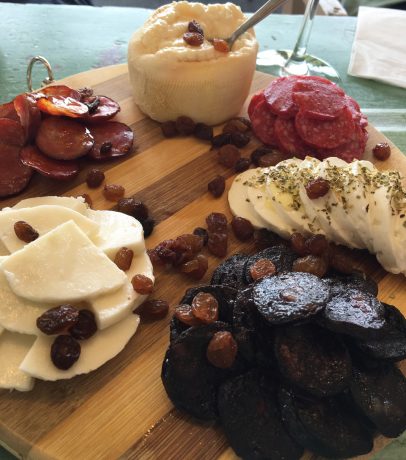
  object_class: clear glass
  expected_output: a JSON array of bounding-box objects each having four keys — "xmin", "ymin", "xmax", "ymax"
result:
[{"xmin": 256, "ymin": 0, "xmax": 341, "ymax": 83}]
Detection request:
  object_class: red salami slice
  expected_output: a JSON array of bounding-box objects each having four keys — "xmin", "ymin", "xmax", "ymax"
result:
[
  {"xmin": 317, "ymin": 126, "xmax": 368, "ymax": 162},
  {"xmin": 14, "ymin": 93, "xmax": 41, "ymax": 144},
  {"xmin": 0, "ymin": 118, "xmax": 25, "ymax": 147},
  {"xmin": 82, "ymin": 96, "xmax": 120, "ymax": 123},
  {"xmin": 37, "ymin": 85, "xmax": 81, "ymax": 101},
  {"xmin": 36, "ymin": 117, "xmax": 94, "ymax": 160},
  {"xmin": 37, "ymin": 96, "xmax": 89, "ymax": 118},
  {"xmin": 248, "ymin": 91, "xmax": 266, "ymax": 119},
  {"xmin": 0, "ymin": 101, "xmax": 19, "ymax": 121},
  {"xmin": 274, "ymin": 117, "xmax": 311, "ymax": 159},
  {"xmin": 263, "ymin": 76, "xmax": 301, "ymax": 118},
  {"xmin": 0, "ymin": 144, "xmax": 33, "ymax": 197},
  {"xmin": 87, "ymin": 121, "xmax": 134, "ymax": 160},
  {"xmin": 292, "ymin": 79, "xmax": 346, "ymax": 120},
  {"xmin": 250, "ymin": 100, "xmax": 278, "ymax": 146},
  {"xmin": 20, "ymin": 145, "xmax": 79, "ymax": 181},
  {"xmin": 295, "ymin": 107, "xmax": 355, "ymax": 149}
]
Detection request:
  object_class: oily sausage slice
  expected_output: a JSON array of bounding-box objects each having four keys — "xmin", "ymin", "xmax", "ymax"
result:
[
  {"xmin": 274, "ymin": 116, "xmax": 311, "ymax": 158},
  {"xmin": 250, "ymin": 100, "xmax": 278, "ymax": 146},
  {"xmin": 247, "ymin": 91, "xmax": 266, "ymax": 119},
  {"xmin": 263, "ymin": 76, "xmax": 300, "ymax": 118},
  {"xmin": 13, "ymin": 93, "xmax": 41, "ymax": 144},
  {"xmin": 36, "ymin": 117, "xmax": 94, "ymax": 160},
  {"xmin": 20, "ymin": 145, "xmax": 79, "ymax": 181},
  {"xmin": 38, "ymin": 85, "xmax": 81, "ymax": 101},
  {"xmin": 0, "ymin": 101, "xmax": 19, "ymax": 121},
  {"xmin": 37, "ymin": 96, "xmax": 89, "ymax": 118},
  {"xmin": 0, "ymin": 118, "xmax": 25, "ymax": 147},
  {"xmin": 87, "ymin": 121, "xmax": 133, "ymax": 160},
  {"xmin": 0, "ymin": 144, "xmax": 33, "ymax": 197},
  {"xmin": 82, "ymin": 96, "xmax": 120, "ymax": 123}
]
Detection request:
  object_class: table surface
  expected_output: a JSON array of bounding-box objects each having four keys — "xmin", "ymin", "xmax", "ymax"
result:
[{"xmin": 0, "ymin": 3, "xmax": 405, "ymax": 460}]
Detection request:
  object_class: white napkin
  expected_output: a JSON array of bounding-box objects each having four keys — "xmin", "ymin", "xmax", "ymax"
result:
[{"xmin": 348, "ymin": 6, "xmax": 406, "ymax": 89}]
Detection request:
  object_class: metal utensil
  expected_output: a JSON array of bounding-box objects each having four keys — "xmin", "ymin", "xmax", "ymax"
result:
[
  {"xmin": 224, "ymin": 0, "xmax": 289, "ymax": 50},
  {"xmin": 27, "ymin": 56, "xmax": 55, "ymax": 92}
]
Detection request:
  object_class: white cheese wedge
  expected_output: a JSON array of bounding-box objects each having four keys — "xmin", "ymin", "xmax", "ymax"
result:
[
  {"xmin": 12, "ymin": 196, "xmax": 88, "ymax": 214},
  {"xmin": 20, "ymin": 314, "xmax": 140, "ymax": 381},
  {"xmin": 0, "ymin": 330, "xmax": 36, "ymax": 391},
  {"xmin": 1, "ymin": 221, "xmax": 126, "ymax": 303},
  {"xmin": 0, "ymin": 205, "xmax": 99, "ymax": 253},
  {"xmin": 0, "ymin": 239, "xmax": 9, "ymax": 256},
  {"xmin": 0, "ymin": 256, "xmax": 49, "ymax": 334},
  {"xmin": 88, "ymin": 210, "xmax": 145, "ymax": 259},
  {"xmin": 90, "ymin": 251, "xmax": 154, "ymax": 329}
]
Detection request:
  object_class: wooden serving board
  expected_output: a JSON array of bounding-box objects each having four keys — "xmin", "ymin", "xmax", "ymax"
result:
[{"xmin": 0, "ymin": 65, "xmax": 405, "ymax": 460}]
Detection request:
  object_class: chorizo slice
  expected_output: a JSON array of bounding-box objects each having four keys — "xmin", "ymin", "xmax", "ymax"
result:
[
  {"xmin": 13, "ymin": 93, "xmax": 41, "ymax": 143},
  {"xmin": 36, "ymin": 117, "xmax": 94, "ymax": 160},
  {"xmin": 247, "ymin": 91, "xmax": 266, "ymax": 119},
  {"xmin": 82, "ymin": 96, "xmax": 120, "ymax": 123},
  {"xmin": 86, "ymin": 121, "xmax": 133, "ymax": 160},
  {"xmin": 263, "ymin": 76, "xmax": 301, "ymax": 118},
  {"xmin": 316, "ymin": 125, "xmax": 368, "ymax": 162},
  {"xmin": 250, "ymin": 100, "xmax": 278, "ymax": 146},
  {"xmin": 0, "ymin": 101, "xmax": 19, "ymax": 121},
  {"xmin": 0, "ymin": 118, "xmax": 25, "ymax": 147},
  {"xmin": 274, "ymin": 116, "xmax": 311, "ymax": 158},
  {"xmin": 37, "ymin": 95, "xmax": 89, "ymax": 118},
  {"xmin": 38, "ymin": 85, "xmax": 81, "ymax": 101},
  {"xmin": 0, "ymin": 144, "xmax": 33, "ymax": 197},
  {"xmin": 20, "ymin": 145, "xmax": 79, "ymax": 181}
]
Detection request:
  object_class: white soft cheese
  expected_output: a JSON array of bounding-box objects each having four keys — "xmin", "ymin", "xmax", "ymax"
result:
[
  {"xmin": 0, "ymin": 330, "xmax": 36, "ymax": 391},
  {"xmin": 20, "ymin": 314, "xmax": 140, "ymax": 381},
  {"xmin": 12, "ymin": 196, "xmax": 88, "ymax": 214},
  {"xmin": 128, "ymin": 1, "xmax": 258, "ymax": 124},
  {"xmin": 0, "ymin": 205, "xmax": 99, "ymax": 253},
  {"xmin": 1, "ymin": 221, "xmax": 126, "ymax": 303}
]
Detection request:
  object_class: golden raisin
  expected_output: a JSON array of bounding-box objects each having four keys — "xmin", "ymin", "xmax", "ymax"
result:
[
  {"xmin": 218, "ymin": 144, "xmax": 241, "ymax": 168},
  {"xmin": 103, "ymin": 184, "xmax": 125, "ymax": 201},
  {"xmin": 212, "ymin": 38, "xmax": 229, "ymax": 53},
  {"xmin": 136, "ymin": 299, "xmax": 169, "ymax": 321},
  {"xmin": 293, "ymin": 255, "xmax": 328, "ymax": 278},
  {"xmin": 206, "ymin": 331, "xmax": 238, "ymax": 368},
  {"xmin": 131, "ymin": 274, "xmax": 154, "ymax": 295},
  {"xmin": 180, "ymin": 254, "xmax": 208, "ymax": 280},
  {"xmin": 174, "ymin": 304, "xmax": 201, "ymax": 326},
  {"xmin": 249, "ymin": 258, "xmax": 277, "ymax": 281},
  {"xmin": 305, "ymin": 178, "xmax": 330, "ymax": 199},
  {"xmin": 14, "ymin": 220, "xmax": 39, "ymax": 243},
  {"xmin": 191, "ymin": 292, "xmax": 219, "ymax": 324},
  {"xmin": 114, "ymin": 247, "xmax": 134, "ymax": 271}
]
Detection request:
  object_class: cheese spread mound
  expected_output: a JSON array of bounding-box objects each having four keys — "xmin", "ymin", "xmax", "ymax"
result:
[
  {"xmin": 0, "ymin": 196, "xmax": 153, "ymax": 391},
  {"xmin": 128, "ymin": 1, "xmax": 258, "ymax": 124},
  {"xmin": 228, "ymin": 157, "xmax": 406, "ymax": 275}
]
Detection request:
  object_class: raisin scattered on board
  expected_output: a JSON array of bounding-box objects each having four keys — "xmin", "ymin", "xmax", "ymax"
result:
[
  {"xmin": 79, "ymin": 193, "xmax": 93, "ymax": 207},
  {"xmin": 136, "ymin": 299, "xmax": 169, "ymax": 321},
  {"xmin": 194, "ymin": 122, "xmax": 213, "ymax": 141},
  {"xmin": 208, "ymin": 175, "xmax": 226, "ymax": 198},
  {"xmin": 218, "ymin": 144, "xmax": 241, "ymax": 168},
  {"xmin": 141, "ymin": 218, "xmax": 155, "ymax": 238},
  {"xmin": 86, "ymin": 168, "xmax": 105, "ymax": 188},
  {"xmin": 373, "ymin": 142, "xmax": 391, "ymax": 161},
  {"xmin": 176, "ymin": 116, "xmax": 196, "ymax": 135},
  {"xmin": 193, "ymin": 227, "xmax": 208, "ymax": 246},
  {"xmin": 234, "ymin": 157, "xmax": 251, "ymax": 173},
  {"xmin": 231, "ymin": 216, "xmax": 254, "ymax": 241},
  {"xmin": 117, "ymin": 197, "xmax": 149, "ymax": 220},
  {"xmin": 103, "ymin": 184, "xmax": 125, "ymax": 201},
  {"xmin": 14, "ymin": 220, "xmax": 39, "ymax": 243},
  {"xmin": 206, "ymin": 212, "xmax": 227, "ymax": 233},
  {"xmin": 51, "ymin": 335, "xmax": 81, "ymax": 370},
  {"xmin": 161, "ymin": 121, "xmax": 178, "ymax": 138}
]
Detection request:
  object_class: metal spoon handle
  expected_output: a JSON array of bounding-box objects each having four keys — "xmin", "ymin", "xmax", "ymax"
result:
[{"xmin": 228, "ymin": 0, "xmax": 289, "ymax": 48}]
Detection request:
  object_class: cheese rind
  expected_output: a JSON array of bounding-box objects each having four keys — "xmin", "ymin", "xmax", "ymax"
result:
[
  {"xmin": 1, "ymin": 221, "xmax": 126, "ymax": 303},
  {"xmin": 20, "ymin": 314, "xmax": 140, "ymax": 381}
]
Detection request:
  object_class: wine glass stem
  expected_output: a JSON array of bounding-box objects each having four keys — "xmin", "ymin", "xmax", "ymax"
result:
[{"xmin": 286, "ymin": 0, "xmax": 319, "ymax": 65}]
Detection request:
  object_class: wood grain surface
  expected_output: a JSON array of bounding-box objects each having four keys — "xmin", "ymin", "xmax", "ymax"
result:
[{"xmin": 0, "ymin": 65, "xmax": 405, "ymax": 460}]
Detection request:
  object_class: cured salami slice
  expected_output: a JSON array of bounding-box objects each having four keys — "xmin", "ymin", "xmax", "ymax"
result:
[
  {"xmin": 247, "ymin": 91, "xmax": 266, "ymax": 119},
  {"xmin": 292, "ymin": 79, "xmax": 346, "ymax": 120},
  {"xmin": 274, "ymin": 116, "xmax": 311, "ymax": 158},
  {"xmin": 0, "ymin": 144, "xmax": 33, "ymax": 197},
  {"xmin": 263, "ymin": 76, "xmax": 300, "ymax": 118},
  {"xmin": 20, "ymin": 145, "xmax": 79, "ymax": 181},
  {"xmin": 36, "ymin": 117, "xmax": 94, "ymax": 160},
  {"xmin": 37, "ymin": 85, "xmax": 81, "ymax": 101},
  {"xmin": 82, "ymin": 96, "xmax": 120, "ymax": 123},
  {"xmin": 13, "ymin": 93, "xmax": 41, "ymax": 144},
  {"xmin": 87, "ymin": 121, "xmax": 134, "ymax": 160},
  {"xmin": 0, "ymin": 101, "xmax": 19, "ymax": 121},
  {"xmin": 0, "ymin": 118, "xmax": 25, "ymax": 147},
  {"xmin": 295, "ymin": 107, "xmax": 355, "ymax": 149},
  {"xmin": 37, "ymin": 95, "xmax": 89, "ymax": 118},
  {"xmin": 317, "ymin": 126, "xmax": 368, "ymax": 162},
  {"xmin": 250, "ymin": 100, "xmax": 277, "ymax": 146}
]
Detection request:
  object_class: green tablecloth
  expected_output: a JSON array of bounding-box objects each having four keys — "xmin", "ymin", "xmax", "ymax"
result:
[{"xmin": 0, "ymin": 3, "xmax": 405, "ymax": 459}]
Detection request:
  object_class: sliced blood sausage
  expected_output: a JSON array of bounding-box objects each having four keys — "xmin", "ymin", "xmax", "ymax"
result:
[
  {"xmin": 295, "ymin": 106, "xmax": 355, "ymax": 149},
  {"xmin": 0, "ymin": 101, "xmax": 19, "ymax": 121},
  {"xmin": 36, "ymin": 116, "xmax": 94, "ymax": 160},
  {"xmin": 13, "ymin": 93, "xmax": 41, "ymax": 143},
  {"xmin": 210, "ymin": 253, "xmax": 249, "ymax": 289},
  {"xmin": 82, "ymin": 96, "xmax": 120, "ymax": 123},
  {"xmin": 0, "ymin": 118, "xmax": 25, "ymax": 147},
  {"xmin": 325, "ymin": 271, "xmax": 378, "ymax": 298},
  {"xmin": 38, "ymin": 85, "xmax": 81, "ymax": 101},
  {"xmin": 275, "ymin": 324, "xmax": 351, "ymax": 397},
  {"xmin": 357, "ymin": 303, "xmax": 406, "ymax": 361},
  {"xmin": 350, "ymin": 362, "xmax": 406, "ymax": 437},
  {"xmin": 170, "ymin": 285, "xmax": 237, "ymax": 342},
  {"xmin": 292, "ymin": 78, "xmax": 346, "ymax": 120},
  {"xmin": 322, "ymin": 288, "xmax": 386, "ymax": 339},
  {"xmin": 244, "ymin": 245, "xmax": 297, "ymax": 284},
  {"xmin": 279, "ymin": 388, "xmax": 373, "ymax": 458},
  {"xmin": 162, "ymin": 322, "xmax": 239, "ymax": 421},
  {"xmin": 218, "ymin": 370, "xmax": 303, "ymax": 460},
  {"xmin": 20, "ymin": 145, "xmax": 79, "ymax": 181},
  {"xmin": 0, "ymin": 144, "xmax": 33, "ymax": 198},
  {"xmin": 247, "ymin": 91, "xmax": 266, "ymax": 119},
  {"xmin": 317, "ymin": 125, "xmax": 367, "ymax": 162},
  {"xmin": 250, "ymin": 100, "xmax": 278, "ymax": 146},
  {"xmin": 263, "ymin": 76, "xmax": 301, "ymax": 118},
  {"xmin": 252, "ymin": 272, "xmax": 330, "ymax": 325},
  {"xmin": 86, "ymin": 121, "xmax": 133, "ymax": 160},
  {"xmin": 37, "ymin": 95, "xmax": 89, "ymax": 118},
  {"xmin": 274, "ymin": 116, "xmax": 311, "ymax": 158}
]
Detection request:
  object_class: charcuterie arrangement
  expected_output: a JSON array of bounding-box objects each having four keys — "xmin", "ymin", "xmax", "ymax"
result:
[
  {"xmin": 0, "ymin": 85, "xmax": 133, "ymax": 198},
  {"xmin": 162, "ymin": 242, "xmax": 406, "ymax": 459}
]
